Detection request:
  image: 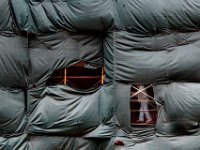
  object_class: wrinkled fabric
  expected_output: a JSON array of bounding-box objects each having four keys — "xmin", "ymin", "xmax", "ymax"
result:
[
  {"xmin": 0, "ymin": 0, "xmax": 200, "ymax": 149},
  {"xmin": 106, "ymin": 135, "xmax": 200, "ymax": 150},
  {"xmin": 29, "ymin": 32, "xmax": 103, "ymax": 86},
  {"xmin": 0, "ymin": 88, "xmax": 26, "ymax": 135},
  {"xmin": 0, "ymin": 0, "xmax": 17, "ymax": 32},
  {"xmin": 10, "ymin": 0, "xmax": 114, "ymax": 33},
  {"xmin": 113, "ymin": 30, "xmax": 200, "ymax": 83},
  {"xmin": 115, "ymin": 0, "xmax": 200, "ymax": 32},
  {"xmin": 26, "ymin": 85, "xmax": 113, "ymax": 137},
  {"xmin": 0, "ymin": 34, "xmax": 28, "ymax": 88},
  {"xmin": 0, "ymin": 134, "xmax": 28, "ymax": 150},
  {"xmin": 29, "ymin": 136, "xmax": 109, "ymax": 150},
  {"xmin": 154, "ymin": 83, "xmax": 200, "ymax": 136}
]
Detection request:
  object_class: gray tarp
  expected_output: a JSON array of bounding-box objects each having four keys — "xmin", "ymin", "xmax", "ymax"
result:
[
  {"xmin": 10, "ymin": 0, "xmax": 114, "ymax": 33},
  {"xmin": 0, "ymin": 134, "xmax": 109, "ymax": 150},
  {"xmin": 2, "ymin": 0, "xmax": 200, "ymax": 33},
  {"xmin": 103, "ymin": 32, "xmax": 114, "ymax": 84},
  {"xmin": 0, "ymin": 0, "xmax": 16, "ymax": 32},
  {"xmin": 115, "ymin": 0, "xmax": 200, "ymax": 32},
  {"xmin": 107, "ymin": 135, "xmax": 200, "ymax": 150},
  {"xmin": 113, "ymin": 30, "xmax": 200, "ymax": 83},
  {"xmin": 28, "ymin": 136, "xmax": 109, "ymax": 150},
  {"xmin": 0, "ymin": 0, "xmax": 200, "ymax": 149},
  {"xmin": 0, "ymin": 88, "xmax": 26, "ymax": 134},
  {"xmin": 29, "ymin": 32, "xmax": 103, "ymax": 86},
  {"xmin": 0, "ymin": 34, "xmax": 28, "ymax": 88},
  {"xmin": 26, "ymin": 85, "xmax": 113, "ymax": 136},
  {"xmin": 154, "ymin": 83, "xmax": 200, "ymax": 136},
  {"xmin": 0, "ymin": 134, "xmax": 28, "ymax": 150}
]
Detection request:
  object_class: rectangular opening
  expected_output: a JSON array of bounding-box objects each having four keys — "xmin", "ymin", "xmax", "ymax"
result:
[
  {"xmin": 46, "ymin": 62, "xmax": 104, "ymax": 90},
  {"xmin": 130, "ymin": 84, "xmax": 157, "ymax": 126}
]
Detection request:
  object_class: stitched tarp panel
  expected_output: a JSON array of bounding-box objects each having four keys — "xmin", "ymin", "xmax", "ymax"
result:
[
  {"xmin": 0, "ymin": 0, "xmax": 200, "ymax": 149},
  {"xmin": 0, "ymin": 0, "xmax": 17, "ymax": 32},
  {"xmin": 10, "ymin": 0, "xmax": 114, "ymax": 33},
  {"xmin": 115, "ymin": 0, "xmax": 200, "ymax": 32},
  {"xmin": 26, "ymin": 85, "xmax": 114, "ymax": 137},
  {"xmin": 5, "ymin": 0, "xmax": 200, "ymax": 33},
  {"xmin": 113, "ymin": 31, "xmax": 200, "ymax": 83},
  {"xmin": 0, "ymin": 88, "xmax": 26, "ymax": 134},
  {"xmin": 154, "ymin": 83, "xmax": 200, "ymax": 136},
  {"xmin": 106, "ymin": 135, "xmax": 200, "ymax": 150},
  {"xmin": 0, "ymin": 34, "xmax": 28, "ymax": 88}
]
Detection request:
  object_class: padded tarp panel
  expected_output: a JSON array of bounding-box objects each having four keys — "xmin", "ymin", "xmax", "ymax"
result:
[
  {"xmin": 150, "ymin": 135, "xmax": 200, "ymax": 150},
  {"xmin": 115, "ymin": 50, "xmax": 167, "ymax": 83},
  {"xmin": 6, "ymin": 0, "xmax": 200, "ymax": 33},
  {"xmin": 113, "ymin": 82, "xmax": 132, "ymax": 133},
  {"xmin": 83, "ymin": 123, "xmax": 114, "ymax": 138},
  {"xmin": 99, "ymin": 84, "xmax": 114, "ymax": 125},
  {"xmin": 29, "ymin": 136, "xmax": 109, "ymax": 150},
  {"xmin": 2, "ymin": 0, "xmax": 200, "ymax": 149},
  {"xmin": 108, "ymin": 135, "xmax": 200, "ymax": 150},
  {"xmin": 0, "ymin": 34, "xmax": 28, "ymax": 88},
  {"xmin": 154, "ymin": 82, "xmax": 200, "ymax": 136},
  {"xmin": 114, "ymin": 31, "xmax": 200, "ymax": 83},
  {"xmin": 0, "ymin": 88, "xmax": 26, "ymax": 134},
  {"xmin": 29, "ymin": 136, "xmax": 74, "ymax": 150},
  {"xmin": 29, "ymin": 31, "xmax": 103, "ymax": 86},
  {"xmin": 0, "ymin": 134, "xmax": 28, "ymax": 150},
  {"xmin": 10, "ymin": 0, "xmax": 36, "ymax": 33},
  {"xmin": 10, "ymin": 0, "xmax": 114, "ymax": 33},
  {"xmin": 27, "ymin": 85, "xmax": 113, "ymax": 137},
  {"xmin": 83, "ymin": 84, "xmax": 115, "ymax": 138},
  {"xmin": 0, "ymin": 135, "xmax": 106, "ymax": 150},
  {"xmin": 115, "ymin": 0, "xmax": 200, "ymax": 32},
  {"xmin": 0, "ymin": 0, "xmax": 16, "ymax": 32}
]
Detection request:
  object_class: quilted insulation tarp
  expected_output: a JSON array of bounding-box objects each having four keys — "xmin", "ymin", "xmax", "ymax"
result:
[{"xmin": 1, "ymin": 0, "xmax": 200, "ymax": 149}]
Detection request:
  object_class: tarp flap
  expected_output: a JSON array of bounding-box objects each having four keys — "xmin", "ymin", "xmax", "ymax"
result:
[
  {"xmin": 154, "ymin": 83, "xmax": 200, "ymax": 136},
  {"xmin": 115, "ymin": 0, "xmax": 200, "ymax": 32},
  {"xmin": 0, "ymin": 88, "xmax": 26, "ymax": 134},
  {"xmin": 0, "ymin": 34, "xmax": 28, "ymax": 88},
  {"xmin": 29, "ymin": 31, "xmax": 103, "ymax": 86},
  {"xmin": 27, "ymin": 85, "xmax": 112, "ymax": 136},
  {"xmin": 114, "ymin": 31, "xmax": 200, "ymax": 83},
  {"xmin": 0, "ymin": 0, "xmax": 16, "ymax": 32},
  {"xmin": 10, "ymin": 0, "xmax": 114, "ymax": 33}
]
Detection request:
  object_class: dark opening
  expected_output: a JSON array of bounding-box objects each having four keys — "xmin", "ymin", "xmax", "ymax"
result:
[
  {"xmin": 46, "ymin": 62, "xmax": 103, "ymax": 90},
  {"xmin": 130, "ymin": 84, "xmax": 157, "ymax": 126},
  {"xmin": 46, "ymin": 69, "xmax": 65, "ymax": 85}
]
